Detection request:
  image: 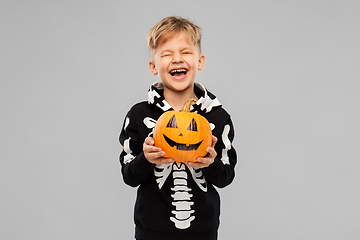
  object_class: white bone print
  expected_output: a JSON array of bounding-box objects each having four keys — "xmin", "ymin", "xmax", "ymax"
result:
[
  {"xmin": 123, "ymin": 117, "xmax": 135, "ymax": 164},
  {"xmin": 188, "ymin": 167, "xmax": 207, "ymax": 192},
  {"xmin": 143, "ymin": 117, "xmax": 157, "ymax": 136},
  {"xmin": 221, "ymin": 124, "xmax": 231, "ymax": 165},
  {"xmin": 154, "ymin": 164, "xmax": 172, "ymax": 189},
  {"xmin": 169, "ymin": 162, "xmax": 195, "ymax": 229}
]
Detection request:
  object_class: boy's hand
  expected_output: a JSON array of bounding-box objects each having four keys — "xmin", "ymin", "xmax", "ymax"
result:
[
  {"xmin": 185, "ymin": 136, "xmax": 218, "ymax": 169},
  {"xmin": 143, "ymin": 137, "xmax": 174, "ymax": 164}
]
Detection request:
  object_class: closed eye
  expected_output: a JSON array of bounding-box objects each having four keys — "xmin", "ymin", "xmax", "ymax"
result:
[{"xmin": 161, "ymin": 51, "xmax": 172, "ymax": 57}]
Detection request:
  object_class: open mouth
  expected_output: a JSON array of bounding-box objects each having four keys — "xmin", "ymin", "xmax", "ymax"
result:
[
  {"xmin": 169, "ymin": 68, "xmax": 188, "ymax": 78},
  {"xmin": 163, "ymin": 134, "xmax": 202, "ymax": 151}
]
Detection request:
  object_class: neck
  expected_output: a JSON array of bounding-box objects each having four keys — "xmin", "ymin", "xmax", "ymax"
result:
[{"xmin": 164, "ymin": 86, "xmax": 197, "ymax": 111}]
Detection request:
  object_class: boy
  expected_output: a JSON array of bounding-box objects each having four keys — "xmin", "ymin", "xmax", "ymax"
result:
[{"xmin": 119, "ymin": 16, "xmax": 237, "ymax": 240}]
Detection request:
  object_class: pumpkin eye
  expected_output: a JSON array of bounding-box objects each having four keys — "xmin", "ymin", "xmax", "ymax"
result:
[
  {"xmin": 166, "ymin": 115, "xmax": 178, "ymax": 128},
  {"xmin": 187, "ymin": 118, "xmax": 198, "ymax": 131}
]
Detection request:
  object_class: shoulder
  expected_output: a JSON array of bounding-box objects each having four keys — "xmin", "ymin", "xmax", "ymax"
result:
[
  {"xmin": 206, "ymin": 106, "xmax": 231, "ymax": 122},
  {"xmin": 126, "ymin": 101, "xmax": 164, "ymax": 125},
  {"xmin": 127, "ymin": 101, "xmax": 158, "ymax": 117},
  {"xmin": 123, "ymin": 101, "xmax": 150, "ymax": 124},
  {"xmin": 128, "ymin": 101, "xmax": 149, "ymax": 112}
]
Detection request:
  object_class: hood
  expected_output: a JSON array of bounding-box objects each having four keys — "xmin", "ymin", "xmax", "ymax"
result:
[{"xmin": 148, "ymin": 82, "xmax": 222, "ymax": 114}]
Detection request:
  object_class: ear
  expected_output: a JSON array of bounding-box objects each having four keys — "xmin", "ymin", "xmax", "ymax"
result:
[
  {"xmin": 149, "ymin": 61, "xmax": 158, "ymax": 75},
  {"xmin": 197, "ymin": 54, "xmax": 205, "ymax": 71}
]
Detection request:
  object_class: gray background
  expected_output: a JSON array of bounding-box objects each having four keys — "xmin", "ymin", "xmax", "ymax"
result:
[{"xmin": 1, "ymin": 0, "xmax": 359, "ymax": 239}]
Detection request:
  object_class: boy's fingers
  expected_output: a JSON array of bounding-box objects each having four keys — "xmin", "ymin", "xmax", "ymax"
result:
[
  {"xmin": 187, "ymin": 161, "xmax": 205, "ymax": 168},
  {"xmin": 150, "ymin": 157, "xmax": 173, "ymax": 165},
  {"xmin": 159, "ymin": 158, "xmax": 174, "ymax": 164},
  {"xmin": 144, "ymin": 137, "xmax": 154, "ymax": 146},
  {"xmin": 206, "ymin": 147, "xmax": 217, "ymax": 158},
  {"xmin": 144, "ymin": 137, "xmax": 163, "ymax": 153},
  {"xmin": 198, "ymin": 157, "xmax": 213, "ymax": 165},
  {"xmin": 149, "ymin": 151, "xmax": 165, "ymax": 158},
  {"xmin": 211, "ymin": 135, "xmax": 218, "ymax": 148},
  {"xmin": 146, "ymin": 146, "xmax": 162, "ymax": 153}
]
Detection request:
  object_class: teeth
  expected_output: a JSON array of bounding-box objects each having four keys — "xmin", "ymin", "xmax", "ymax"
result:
[{"xmin": 170, "ymin": 69, "xmax": 187, "ymax": 73}]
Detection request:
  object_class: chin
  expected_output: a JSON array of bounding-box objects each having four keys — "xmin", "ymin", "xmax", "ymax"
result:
[{"xmin": 168, "ymin": 82, "xmax": 194, "ymax": 92}]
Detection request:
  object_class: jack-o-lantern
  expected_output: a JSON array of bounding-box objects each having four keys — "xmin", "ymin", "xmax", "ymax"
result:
[{"xmin": 153, "ymin": 99, "xmax": 212, "ymax": 162}]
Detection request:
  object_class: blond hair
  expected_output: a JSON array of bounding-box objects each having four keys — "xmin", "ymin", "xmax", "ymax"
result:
[{"xmin": 147, "ymin": 16, "xmax": 202, "ymax": 59}]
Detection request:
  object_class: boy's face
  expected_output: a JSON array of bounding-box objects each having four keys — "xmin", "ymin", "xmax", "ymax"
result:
[{"xmin": 149, "ymin": 32, "xmax": 205, "ymax": 94}]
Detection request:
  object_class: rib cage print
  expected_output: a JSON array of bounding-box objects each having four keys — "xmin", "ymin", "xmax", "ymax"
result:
[{"xmin": 154, "ymin": 162, "xmax": 207, "ymax": 229}]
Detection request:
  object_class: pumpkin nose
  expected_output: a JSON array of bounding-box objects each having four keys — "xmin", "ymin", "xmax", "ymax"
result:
[{"xmin": 179, "ymin": 133, "xmax": 183, "ymax": 137}]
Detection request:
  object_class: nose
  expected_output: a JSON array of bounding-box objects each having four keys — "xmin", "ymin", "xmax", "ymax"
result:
[{"xmin": 172, "ymin": 53, "xmax": 183, "ymax": 63}]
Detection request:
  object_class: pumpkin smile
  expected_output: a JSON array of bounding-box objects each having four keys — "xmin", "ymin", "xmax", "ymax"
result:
[{"xmin": 163, "ymin": 134, "xmax": 203, "ymax": 151}]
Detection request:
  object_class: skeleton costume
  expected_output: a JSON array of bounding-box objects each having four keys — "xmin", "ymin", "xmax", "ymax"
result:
[{"xmin": 119, "ymin": 82, "xmax": 237, "ymax": 240}]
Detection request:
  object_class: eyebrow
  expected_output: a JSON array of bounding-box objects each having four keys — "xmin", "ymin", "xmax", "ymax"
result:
[
  {"xmin": 160, "ymin": 50, "xmax": 172, "ymax": 54},
  {"xmin": 161, "ymin": 47, "xmax": 192, "ymax": 53},
  {"xmin": 180, "ymin": 48, "xmax": 193, "ymax": 52}
]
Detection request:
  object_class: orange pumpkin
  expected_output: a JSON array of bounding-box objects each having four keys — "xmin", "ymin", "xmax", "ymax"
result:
[{"xmin": 153, "ymin": 99, "xmax": 212, "ymax": 162}]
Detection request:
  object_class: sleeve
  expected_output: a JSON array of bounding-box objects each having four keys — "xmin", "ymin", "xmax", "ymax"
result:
[
  {"xmin": 119, "ymin": 110, "xmax": 154, "ymax": 187},
  {"xmin": 202, "ymin": 116, "xmax": 237, "ymax": 188}
]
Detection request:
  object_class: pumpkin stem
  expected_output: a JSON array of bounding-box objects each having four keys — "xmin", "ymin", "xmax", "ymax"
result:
[{"xmin": 180, "ymin": 98, "xmax": 197, "ymax": 112}]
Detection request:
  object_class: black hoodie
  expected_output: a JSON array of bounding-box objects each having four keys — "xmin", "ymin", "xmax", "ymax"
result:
[{"xmin": 119, "ymin": 82, "xmax": 237, "ymax": 240}]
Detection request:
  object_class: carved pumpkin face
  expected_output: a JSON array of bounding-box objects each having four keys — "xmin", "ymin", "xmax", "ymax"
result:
[{"xmin": 153, "ymin": 100, "xmax": 212, "ymax": 162}]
